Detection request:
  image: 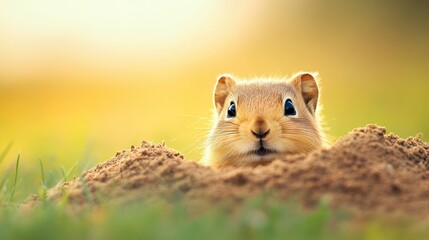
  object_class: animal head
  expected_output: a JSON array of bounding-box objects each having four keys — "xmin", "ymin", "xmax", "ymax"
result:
[{"xmin": 205, "ymin": 72, "xmax": 325, "ymax": 168}]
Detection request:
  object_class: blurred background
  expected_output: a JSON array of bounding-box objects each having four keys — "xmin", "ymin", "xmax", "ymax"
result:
[{"xmin": 1, "ymin": 0, "xmax": 428, "ymax": 185}]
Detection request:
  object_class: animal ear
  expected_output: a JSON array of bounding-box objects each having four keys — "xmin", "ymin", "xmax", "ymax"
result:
[
  {"xmin": 213, "ymin": 74, "xmax": 236, "ymax": 114},
  {"xmin": 291, "ymin": 72, "xmax": 319, "ymax": 114}
]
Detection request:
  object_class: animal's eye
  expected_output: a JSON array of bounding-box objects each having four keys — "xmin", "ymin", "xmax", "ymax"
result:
[
  {"xmin": 284, "ymin": 99, "xmax": 296, "ymax": 116},
  {"xmin": 227, "ymin": 101, "xmax": 236, "ymax": 118}
]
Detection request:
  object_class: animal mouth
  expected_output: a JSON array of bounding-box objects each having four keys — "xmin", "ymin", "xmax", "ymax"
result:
[{"xmin": 250, "ymin": 146, "xmax": 277, "ymax": 157}]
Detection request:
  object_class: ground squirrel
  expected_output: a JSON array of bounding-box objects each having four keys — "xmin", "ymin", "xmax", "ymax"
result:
[{"xmin": 203, "ymin": 72, "xmax": 326, "ymax": 168}]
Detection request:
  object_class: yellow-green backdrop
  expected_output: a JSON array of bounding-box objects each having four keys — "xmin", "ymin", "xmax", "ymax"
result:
[{"xmin": 1, "ymin": 1, "xmax": 428, "ymax": 178}]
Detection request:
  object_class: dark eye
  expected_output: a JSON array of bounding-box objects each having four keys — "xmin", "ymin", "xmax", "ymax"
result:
[
  {"xmin": 284, "ymin": 99, "xmax": 296, "ymax": 116},
  {"xmin": 227, "ymin": 101, "xmax": 236, "ymax": 118}
]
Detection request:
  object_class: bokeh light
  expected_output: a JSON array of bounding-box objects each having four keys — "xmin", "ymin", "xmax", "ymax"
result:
[{"xmin": 1, "ymin": 0, "xmax": 428, "ymax": 176}]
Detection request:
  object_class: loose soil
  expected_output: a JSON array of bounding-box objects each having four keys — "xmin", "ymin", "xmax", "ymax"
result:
[{"xmin": 24, "ymin": 125, "xmax": 429, "ymax": 218}]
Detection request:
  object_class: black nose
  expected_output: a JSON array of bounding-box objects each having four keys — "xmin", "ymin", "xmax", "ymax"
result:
[{"xmin": 251, "ymin": 129, "xmax": 270, "ymax": 139}]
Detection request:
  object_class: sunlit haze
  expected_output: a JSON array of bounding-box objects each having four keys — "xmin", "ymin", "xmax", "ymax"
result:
[{"xmin": 1, "ymin": 1, "xmax": 428, "ymax": 174}]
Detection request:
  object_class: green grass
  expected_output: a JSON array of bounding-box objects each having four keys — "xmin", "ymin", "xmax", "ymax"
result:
[
  {"xmin": 1, "ymin": 194, "xmax": 428, "ymax": 240},
  {"xmin": 9, "ymin": 154, "xmax": 20, "ymax": 202},
  {"xmin": 0, "ymin": 144, "xmax": 429, "ymax": 240},
  {"xmin": 1, "ymin": 198, "xmax": 339, "ymax": 240}
]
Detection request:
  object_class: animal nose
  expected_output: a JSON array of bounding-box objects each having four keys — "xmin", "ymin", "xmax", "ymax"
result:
[{"xmin": 251, "ymin": 129, "xmax": 270, "ymax": 139}]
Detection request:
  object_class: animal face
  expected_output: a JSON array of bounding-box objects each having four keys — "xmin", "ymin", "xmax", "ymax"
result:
[{"xmin": 206, "ymin": 73, "xmax": 323, "ymax": 168}]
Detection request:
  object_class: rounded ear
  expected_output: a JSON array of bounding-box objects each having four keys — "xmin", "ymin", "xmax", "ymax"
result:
[
  {"xmin": 291, "ymin": 72, "xmax": 319, "ymax": 114},
  {"xmin": 213, "ymin": 74, "xmax": 236, "ymax": 114}
]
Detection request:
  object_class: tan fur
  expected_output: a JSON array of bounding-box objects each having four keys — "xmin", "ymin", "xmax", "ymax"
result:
[{"xmin": 202, "ymin": 72, "xmax": 327, "ymax": 168}]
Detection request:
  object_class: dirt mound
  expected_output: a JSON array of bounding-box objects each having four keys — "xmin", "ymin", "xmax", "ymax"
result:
[{"xmin": 27, "ymin": 125, "xmax": 429, "ymax": 217}]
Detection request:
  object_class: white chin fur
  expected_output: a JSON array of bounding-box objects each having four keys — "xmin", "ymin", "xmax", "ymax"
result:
[{"xmin": 238, "ymin": 153, "xmax": 279, "ymax": 164}]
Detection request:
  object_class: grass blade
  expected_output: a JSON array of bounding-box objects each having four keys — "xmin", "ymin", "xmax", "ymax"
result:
[
  {"xmin": 0, "ymin": 174, "xmax": 10, "ymax": 200},
  {"xmin": 66, "ymin": 162, "xmax": 77, "ymax": 180},
  {"xmin": 60, "ymin": 166, "xmax": 67, "ymax": 182},
  {"xmin": 0, "ymin": 142, "xmax": 13, "ymax": 164},
  {"xmin": 9, "ymin": 153, "xmax": 20, "ymax": 202},
  {"xmin": 39, "ymin": 158, "xmax": 46, "ymax": 187}
]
